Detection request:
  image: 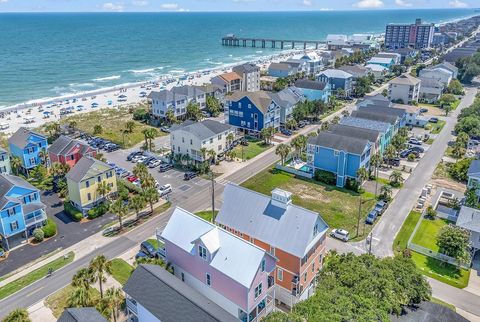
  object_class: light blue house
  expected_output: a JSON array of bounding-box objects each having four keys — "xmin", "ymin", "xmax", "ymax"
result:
[
  {"xmin": 366, "ymin": 57, "xmax": 396, "ymax": 70},
  {"xmin": 225, "ymin": 91, "xmax": 281, "ymax": 133},
  {"xmin": 307, "ymin": 132, "xmax": 371, "ymax": 187},
  {"xmin": 467, "ymin": 160, "xmax": 480, "ymax": 202},
  {"xmin": 0, "ymin": 148, "xmax": 11, "ymax": 174},
  {"xmin": 8, "ymin": 128, "xmax": 48, "ymax": 174},
  {"xmin": 268, "ymin": 63, "xmax": 295, "ymax": 78},
  {"xmin": 317, "ymin": 69, "xmax": 353, "ymax": 97},
  {"xmin": 294, "ymin": 79, "xmax": 331, "ymax": 103},
  {"xmin": 340, "ymin": 117, "xmax": 393, "ymax": 155},
  {"xmin": 0, "ymin": 174, "xmax": 47, "ymax": 250}
]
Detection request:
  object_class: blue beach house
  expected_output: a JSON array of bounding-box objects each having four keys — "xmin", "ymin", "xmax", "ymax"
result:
[
  {"xmin": 225, "ymin": 91, "xmax": 281, "ymax": 133},
  {"xmin": 0, "ymin": 148, "xmax": 11, "ymax": 174},
  {"xmin": 8, "ymin": 128, "xmax": 48, "ymax": 174},
  {"xmin": 307, "ymin": 132, "xmax": 371, "ymax": 187},
  {"xmin": 0, "ymin": 174, "xmax": 47, "ymax": 250},
  {"xmin": 317, "ymin": 69, "xmax": 353, "ymax": 97},
  {"xmin": 340, "ymin": 117, "xmax": 393, "ymax": 155},
  {"xmin": 366, "ymin": 57, "xmax": 396, "ymax": 70},
  {"xmin": 294, "ymin": 79, "xmax": 331, "ymax": 103}
]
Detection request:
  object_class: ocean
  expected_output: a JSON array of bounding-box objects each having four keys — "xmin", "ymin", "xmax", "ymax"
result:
[{"xmin": 0, "ymin": 9, "xmax": 476, "ymax": 107}]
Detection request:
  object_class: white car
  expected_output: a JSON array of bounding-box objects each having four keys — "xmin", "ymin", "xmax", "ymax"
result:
[
  {"xmin": 158, "ymin": 184, "xmax": 172, "ymax": 197},
  {"xmin": 135, "ymin": 156, "xmax": 148, "ymax": 164},
  {"xmin": 330, "ymin": 229, "xmax": 350, "ymax": 242}
]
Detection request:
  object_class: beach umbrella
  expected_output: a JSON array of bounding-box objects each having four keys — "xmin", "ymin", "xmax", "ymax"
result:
[
  {"xmin": 118, "ymin": 95, "xmax": 127, "ymax": 98},
  {"xmin": 43, "ymin": 111, "xmax": 50, "ymax": 115}
]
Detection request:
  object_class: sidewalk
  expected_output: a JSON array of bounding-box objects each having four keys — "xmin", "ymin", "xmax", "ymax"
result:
[{"xmin": 0, "ymin": 200, "xmax": 167, "ymax": 288}]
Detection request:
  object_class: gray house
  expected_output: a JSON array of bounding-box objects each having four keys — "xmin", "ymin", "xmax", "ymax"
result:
[
  {"xmin": 232, "ymin": 63, "xmax": 260, "ymax": 92},
  {"xmin": 58, "ymin": 307, "xmax": 107, "ymax": 322},
  {"xmin": 148, "ymin": 85, "xmax": 207, "ymax": 119},
  {"xmin": 317, "ymin": 69, "xmax": 353, "ymax": 97},
  {"xmin": 456, "ymin": 206, "xmax": 480, "ymax": 258}
]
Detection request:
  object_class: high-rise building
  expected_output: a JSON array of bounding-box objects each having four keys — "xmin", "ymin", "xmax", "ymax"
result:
[{"xmin": 385, "ymin": 18, "xmax": 434, "ymax": 49}]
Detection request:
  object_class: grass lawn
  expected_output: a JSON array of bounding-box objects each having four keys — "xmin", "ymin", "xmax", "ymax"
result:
[
  {"xmin": 411, "ymin": 218, "xmax": 452, "ymax": 252},
  {"xmin": 431, "ymin": 297, "xmax": 456, "ymax": 311},
  {"xmin": 110, "ymin": 258, "xmax": 134, "ymax": 285},
  {"xmin": 45, "ymin": 284, "xmax": 100, "ymax": 318},
  {"xmin": 430, "ymin": 120, "xmax": 446, "ymax": 134},
  {"xmin": 195, "ymin": 210, "xmax": 219, "ymax": 222},
  {"xmin": 375, "ymin": 177, "xmax": 390, "ymax": 186},
  {"xmin": 451, "ymin": 99, "xmax": 461, "ymax": 110},
  {"xmin": 234, "ymin": 138, "xmax": 271, "ymax": 161},
  {"xmin": 57, "ymin": 106, "xmax": 165, "ymax": 148},
  {"xmin": 0, "ymin": 252, "xmax": 74, "ymax": 300},
  {"xmin": 411, "ymin": 252, "xmax": 470, "ymax": 289},
  {"xmin": 241, "ymin": 169, "xmax": 376, "ymax": 240},
  {"xmin": 432, "ymin": 162, "xmax": 455, "ymax": 181},
  {"xmin": 393, "ymin": 211, "xmax": 422, "ymax": 255}
]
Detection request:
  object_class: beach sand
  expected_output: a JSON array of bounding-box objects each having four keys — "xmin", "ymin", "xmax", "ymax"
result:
[{"xmin": 0, "ymin": 48, "xmax": 323, "ymax": 135}]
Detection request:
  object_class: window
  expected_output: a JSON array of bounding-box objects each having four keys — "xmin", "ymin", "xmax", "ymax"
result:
[
  {"xmin": 182, "ymin": 137, "xmax": 184, "ymax": 143},
  {"xmin": 30, "ymin": 157, "xmax": 36, "ymax": 165},
  {"xmin": 7, "ymin": 207, "xmax": 16, "ymax": 216},
  {"xmin": 26, "ymin": 147, "xmax": 34, "ymax": 154},
  {"xmin": 303, "ymin": 273, "xmax": 307, "ymax": 282},
  {"xmin": 218, "ymin": 134, "xmax": 222, "ymax": 140},
  {"xmin": 198, "ymin": 245, "xmax": 207, "ymax": 260},
  {"xmin": 277, "ymin": 268, "xmax": 283, "ymax": 281},
  {"xmin": 269, "ymin": 246, "xmax": 275, "ymax": 256},
  {"xmin": 261, "ymin": 259, "xmax": 265, "ymax": 272},
  {"xmin": 10, "ymin": 221, "xmax": 18, "ymax": 230},
  {"xmin": 312, "ymin": 263, "xmax": 315, "ymax": 273},
  {"xmin": 87, "ymin": 193, "xmax": 91, "ymax": 201},
  {"xmin": 85, "ymin": 180, "xmax": 90, "ymax": 188},
  {"xmin": 190, "ymin": 139, "xmax": 193, "ymax": 145},
  {"xmin": 254, "ymin": 283, "xmax": 262, "ymax": 299},
  {"xmin": 206, "ymin": 273, "xmax": 211, "ymax": 286},
  {"xmin": 97, "ymin": 176, "xmax": 101, "ymax": 183},
  {"xmin": 319, "ymin": 254, "xmax": 323, "ymax": 264},
  {"xmin": 210, "ymin": 138, "xmax": 213, "ymax": 144},
  {"xmin": 181, "ymin": 272, "xmax": 185, "ymax": 282}
]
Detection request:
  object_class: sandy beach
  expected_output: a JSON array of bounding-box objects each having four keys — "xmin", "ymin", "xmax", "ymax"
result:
[{"xmin": 0, "ymin": 47, "xmax": 322, "ymax": 135}]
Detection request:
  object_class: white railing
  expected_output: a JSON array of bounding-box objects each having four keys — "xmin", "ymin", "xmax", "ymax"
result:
[
  {"xmin": 25, "ymin": 210, "xmax": 47, "ymax": 226},
  {"xmin": 407, "ymin": 242, "xmax": 470, "ymax": 269}
]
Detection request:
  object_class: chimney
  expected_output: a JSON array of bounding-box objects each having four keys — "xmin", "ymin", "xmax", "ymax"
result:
[{"xmin": 271, "ymin": 188, "xmax": 292, "ymax": 209}]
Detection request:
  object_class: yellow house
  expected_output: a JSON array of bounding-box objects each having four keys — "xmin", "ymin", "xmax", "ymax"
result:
[{"xmin": 66, "ymin": 156, "xmax": 117, "ymax": 213}]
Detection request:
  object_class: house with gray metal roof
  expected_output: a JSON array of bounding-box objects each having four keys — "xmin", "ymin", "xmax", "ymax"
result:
[
  {"xmin": 160, "ymin": 207, "xmax": 277, "ymax": 321},
  {"xmin": 215, "ymin": 183, "xmax": 328, "ymax": 307},
  {"xmin": 317, "ymin": 69, "xmax": 354, "ymax": 97},
  {"xmin": 269, "ymin": 87, "xmax": 303, "ymax": 124},
  {"xmin": 170, "ymin": 119, "xmax": 235, "ymax": 162},
  {"xmin": 0, "ymin": 173, "xmax": 47, "ymax": 250},
  {"xmin": 329, "ymin": 124, "xmax": 381, "ymax": 155},
  {"xmin": 340, "ymin": 116, "xmax": 394, "ymax": 154},
  {"xmin": 124, "ymin": 264, "xmax": 237, "ymax": 322},
  {"xmin": 148, "ymin": 85, "xmax": 207, "ymax": 119},
  {"xmin": 456, "ymin": 206, "xmax": 480, "ymax": 256},
  {"xmin": 58, "ymin": 307, "xmax": 107, "ymax": 322},
  {"xmin": 268, "ymin": 62, "xmax": 296, "ymax": 78}
]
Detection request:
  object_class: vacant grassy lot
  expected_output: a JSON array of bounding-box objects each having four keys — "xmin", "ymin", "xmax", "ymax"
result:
[
  {"xmin": 0, "ymin": 252, "xmax": 74, "ymax": 300},
  {"xmin": 393, "ymin": 211, "xmax": 421, "ymax": 255},
  {"xmin": 195, "ymin": 210, "xmax": 219, "ymax": 223},
  {"xmin": 411, "ymin": 218, "xmax": 452, "ymax": 252},
  {"xmin": 58, "ymin": 106, "xmax": 165, "ymax": 148},
  {"xmin": 110, "ymin": 258, "xmax": 134, "ymax": 286},
  {"xmin": 241, "ymin": 169, "xmax": 376, "ymax": 240},
  {"xmin": 45, "ymin": 284, "xmax": 100, "ymax": 318},
  {"xmin": 234, "ymin": 138, "xmax": 271, "ymax": 161},
  {"xmin": 411, "ymin": 252, "xmax": 470, "ymax": 289}
]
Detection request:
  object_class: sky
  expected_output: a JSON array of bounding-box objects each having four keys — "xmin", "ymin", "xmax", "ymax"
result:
[{"xmin": 0, "ymin": 0, "xmax": 477, "ymax": 12}]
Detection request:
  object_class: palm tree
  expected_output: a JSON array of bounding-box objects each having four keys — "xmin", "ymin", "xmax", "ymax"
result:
[
  {"xmin": 93, "ymin": 124, "xmax": 103, "ymax": 135},
  {"xmin": 38, "ymin": 148, "xmax": 49, "ymax": 167},
  {"xmin": 133, "ymin": 163, "xmax": 148, "ymax": 179},
  {"xmin": 389, "ymin": 170, "xmax": 404, "ymax": 187},
  {"xmin": 320, "ymin": 122, "xmax": 330, "ymax": 131},
  {"xmin": 356, "ymin": 167, "xmax": 368, "ymax": 184},
  {"xmin": 3, "ymin": 308, "xmax": 30, "ymax": 322},
  {"xmin": 10, "ymin": 156, "xmax": 22, "ymax": 176},
  {"xmin": 385, "ymin": 145, "xmax": 397, "ymax": 164},
  {"xmin": 68, "ymin": 286, "xmax": 93, "ymax": 308},
  {"xmin": 102, "ymin": 287, "xmax": 125, "ymax": 322},
  {"xmin": 181, "ymin": 153, "xmax": 191, "ymax": 167},
  {"xmin": 286, "ymin": 119, "xmax": 297, "ymax": 130},
  {"xmin": 146, "ymin": 128, "xmax": 158, "ymax": 151},
  {"xmin": 143, "ymin": 187, "xmax": 160, "ymax": 213},
  {"xmin": 199, "ymin": 147, "xmax": 208, "ymax": 163},
  {"xmin": 51, "ymin": 162, "xmax": 70, "ymax": 177},
  {"xmin": 125, "ymin": 121, "xmax": 136, "ymax": 134},
  {"xmin": 90, "ymin": 255, "xmax": 112, "ymax": 298},
  {"xmin": 109, "ymin": 199, "xmax": 128, "ymax": 230},
  {"xmin": 130, "ymin": 195, "xmax": 146, "ymax": 220},
  {"xmin": 275, "ymin": 143, "xmax": 291, "ymax": 166},
  {"xmin": 71, "ymin": 267, "xmax": 94, "ymax": 290},
  {"xmin": 96, "ymin": 181, "xmax": 111, "ymax": 203},
  {"xmin": 140, "ymin": 173, "xmax": 156, "ymax": 191},
  {"xmin": 226, "ymin": 133, "xmax": 235, "ymax": 147},
  {"xmin": 207, "ymin": 149, "xmax": 216, "ymax": 164},
  {"xmin": 290, "ymin": 135, "xmax": 307, "ymax": 158},
  {"xmin": 380, "ymin": 185, "xmax": 393, "ymax": 201},
  {"xmin": 165, "ymin": 109, "xmax": 176, "ymax": 125}
]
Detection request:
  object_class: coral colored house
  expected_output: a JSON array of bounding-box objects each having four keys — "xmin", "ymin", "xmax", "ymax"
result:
[
  {"xmin": 215, "ymin": 184, "xmax": 329, "ymax": 308},
  {"xmin": 48, "ymin": 135, "xmax": 96, "ymax": 168}
]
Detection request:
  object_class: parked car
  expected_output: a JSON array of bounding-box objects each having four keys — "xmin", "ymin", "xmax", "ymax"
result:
[
  {"xmin": 127, "ymin": 151, "xmax": 142, "ymax": 161},
  {"xmin": 409, "ymin": 146, "xmax": 425, "ymax": 153},
  {"xmin": 400, "ymin": 149, "xmax": 419, "ymax": 159},
  {"xmin": 159, "ymin": 163, "xmax": 174, "ymax": 172},
  {"xmin": 135, "ymin": 251, "xmax": 149, "ymax": 260},
  {"xmin": 135, "ymin": 156, "xmax": 148, "ymax": 164},
  {"xmin": 365, "ymin": 210, "xmax": 378, "ymax": 225},
  {"xmin": 160, "ymin": 126, "xmax": 171, "ymax": 133},
  {"xmin": 280, "ymin": 129, "xmax": 292, "ymax": 136},
  {"xmin": 384, "ymin": 157, "xmax": 400, "ymax": 167},
  {"xmin": 127, "ymin": 175, "xmax": 138, "ymax": 182},
  {"xmin": 330, "ymin": 229, "xmax": 349, "ymax": 242},
  {"xmin": 374, "ymin": 200, "xmax": 387, "ymax": 215},
  {"xmin": 148, "ymin": 159, "xmax": 162, "ymax": 168},
  {"xmin": 184, "ymin": 171, "xmax": 197, "ymax": 180},
  {"xmin": 429, "ymin": 117, "xmax": 439, "ymax": 123},
  {"xmin": 140, "ymin": 241, "xmax": 157, "ymax": 258},
  {"xmin": 158, "ymin": 184, "xmax": 173, "ymax": 197},
  {"xmin": 408, "ymin": 138, "xmax": 422, "ymax": 146},
  {"xmin": 240, "ymin": 138, "xmax": 249, "ymax": 146},
  {"xmin": 419, "ymin": 108, "xmax": 428, "ymax": 113},
  {"xmin": 217, "ymin": 153, "xmax": 225, "ymax": 161}
]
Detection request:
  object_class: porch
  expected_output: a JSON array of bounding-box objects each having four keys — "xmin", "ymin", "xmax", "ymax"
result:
[{"xmin": 242, "ymin": 284, "xmax": 275, "ymax": 322}]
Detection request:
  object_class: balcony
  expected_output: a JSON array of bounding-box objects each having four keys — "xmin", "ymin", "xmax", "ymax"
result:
[
  {"xmin": 246, "ymin": 287, "xmax": 275, "ymax": 322},
  {"xmin": 126, "ymin": 297, "xmax": 138, "ymax": 315},
  {"xmin": 24, "ymin": 209, "xmax": 47, "ymax": 227}
]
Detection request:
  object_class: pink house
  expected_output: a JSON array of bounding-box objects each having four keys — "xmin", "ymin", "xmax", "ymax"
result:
[
  {"xmin": 48, "ymin": 135, "xmax": 96, "ymax": 168},
  {"xmin": 160, "ymin": 207, "xmax": 277, "ymax": 322}
]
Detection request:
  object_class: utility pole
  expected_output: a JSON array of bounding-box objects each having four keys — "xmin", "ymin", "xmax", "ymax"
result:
[
  {"xmin": 211, "ymin": 171, "xmax": 215, "ymax": 223},
  {"xmin": 368, "ymin": 232, "xmax": 373, "ymax": 254},
  {"xmin": 356, "ymin": 197, "xmax": 362, "ymax": 238}
]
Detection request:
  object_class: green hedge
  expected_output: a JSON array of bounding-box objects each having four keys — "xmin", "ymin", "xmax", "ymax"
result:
[
  {"xmin": 87, "ymin": 203, "xmax": 108, "ymax": 220},
  {"xmin": 64, "ymin": 202, "xmax": 83, "ymax": 222},
  {"xmin": 314, "ymin": 169, "xmax": 336, "ymax": 185},
  {"xmin": 42, "ymin": 219, "xmax": 57, "ymax": 238}
]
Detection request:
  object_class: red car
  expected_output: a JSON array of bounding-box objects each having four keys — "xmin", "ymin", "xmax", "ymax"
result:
[{"xmin": 127, "ymin": 175, "xmax": 138, "ymax": 182}]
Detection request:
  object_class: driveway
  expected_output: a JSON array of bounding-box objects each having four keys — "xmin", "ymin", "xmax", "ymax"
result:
[{"xmin": 0, "ymin": 192, "xmax": 115, "ymax": 277}]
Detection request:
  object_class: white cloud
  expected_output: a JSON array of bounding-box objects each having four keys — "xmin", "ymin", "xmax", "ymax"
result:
[
  {"xmin": 102, "ymin": 2, "xmax": 124, "ymax": 11},
  {"xmin": 302, "ymin": 0, "xmax": 313, "ymax": 6},
  {"xmin": 354, "ymin": 0, "xmax": 384, "ymax": 8},
  {"xmin": 395, "ymin": 0, "xmax": 412, "ymax": 7},
  {"xmin": 0, "ymin": 0, "xmax": 9, "ymax": 3},
  {"xmin": 160, "ymin": 3, "xmax": 178, "ymax": 9},
  {"xmin": 132, "ymin": 0, "xmax": 148, "ymax": 6},
  {"xmin": 449, "ymin": 0, "xmax": 468, "ymax": 8}
]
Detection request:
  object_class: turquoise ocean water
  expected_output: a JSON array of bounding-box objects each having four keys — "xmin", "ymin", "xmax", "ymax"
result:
[{"xmin": 0, "ymin": 9, "xmax": 476, "ymax": 107}]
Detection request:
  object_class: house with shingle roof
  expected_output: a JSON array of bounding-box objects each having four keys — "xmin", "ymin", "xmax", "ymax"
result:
[
  {"xmin": 456, "ymin": 206, "xmax": 480, "ymax": 256},
  {"xmin": 170, "ymin": 120, "xmax": 235, "ymax": 162},
  {"xmin": 340, "ymin": 116, "xmax": 394, "ymax": 153},
  {"xmin": 0, "ymin": 173, "xmax": 46, "ymax": 250},
  {"xmin": 58, "ymin": 307, "xmax": 107, "ymax": 322},
  {"xmin": 307, "ymin": 131, "xmax": 372, "ymax": 187},
  {"xmin": 317, "ymin": 69, "xmax": 354, "ymax": 97},
  {"xmin": 268, "ymin": 62, "xmax": 296, "ymax": 78},
  {"xmin": 48, "ymin": 135, "xmax": 97, "ymax": 168},
  {"xmin": 215, "ymin": 183, "xmax": 328, "ymax": 307},
  {"xmin": 294, "ymin": 79, "xmax": 331, "ymax": 103},
  {"xmin": 211, "ymin": 72, "xmax": 243, "ymax": 93},
  {"xmin": 269, "ymin": 87, "xmax": 304, "ymax": 124},
  {"xmin": 388, "ymin": 74, "xmax": 421, "ymax": 104},
  {"xmin": 8, "ymin": 127, "xmax": 48, "ymax": 173},
  {"xmin": 225, "ymin": 91, "xmax": 281, "ymax": 132},
  {"xmin": 160, "ymin": 207, "xmax": 277, "ymax": 322},
  {"xmin": 66, "ymin": 156, "xmax": 117, "ymax": 214}
]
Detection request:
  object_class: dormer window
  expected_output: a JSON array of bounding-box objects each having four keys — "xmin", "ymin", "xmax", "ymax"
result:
[
  {"xmin": 198, "ymin": 245, "xmax": 207, "ymax": 260},
  {"xmin": 261, "ymin": 259, "xmax": 266, "ymax": 272}
]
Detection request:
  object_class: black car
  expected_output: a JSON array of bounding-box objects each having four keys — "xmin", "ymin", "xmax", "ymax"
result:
[
  {"xmin": 400, "ymin": 149, "xmax": 419, "ymax": 159},
  {"xmin": 384, "ymin": 157, "xmax": 400, "ymax": 167},
  {"xmin": 409, "ymin": 146, "xmax": 425, "ymax": 153},
  {"xmin": 429, "ymin": 117, "xmax": 439, "ymax": 123},
  {"xmin": 184, "ymin": 171, "xmax": 197, "ymax": 180},
  {"xmin": 140, "ymin": 241, "xmax": 157, "ymax": 258},
  {"xmin": 127, "ymin": 151, "xmax": 142, "ymax": 161},
  {"xmin": 159, "ymin": 163, "xmax": 173, "ymax": 172}
]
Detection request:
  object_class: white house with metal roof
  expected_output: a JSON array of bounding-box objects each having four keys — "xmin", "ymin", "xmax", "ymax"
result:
[{"xmin": 456, "ymin": 206, "xmax": 480, "ymax": 257}]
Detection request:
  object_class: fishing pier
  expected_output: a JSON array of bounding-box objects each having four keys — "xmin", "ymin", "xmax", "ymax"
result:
[{"xmin": 221, "ymin": 34, "xmax": 325, "ymax": 50}]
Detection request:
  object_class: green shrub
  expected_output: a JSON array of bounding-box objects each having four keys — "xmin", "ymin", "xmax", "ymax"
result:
[
  {"xmin": 448, "ymin": 158, "xmax": 472, "ymax": 182},
  {"xmin": 314, "ymin": 170, "xmax": 336, "ymax": 185},
  {"xmin": 121, "ymin": 180, "xmax": 142, "ymax": 194},
  {"xmin": 407, "ymin": 153, "xmax": 416, "ymax": 162},
  {"xmin": 42, "ymin": 219, "xmax": 57, "ymax": 238},
  {"xmin": 33, "ymin": 228, "xmax": 44, "ymax": 242},
  {"xmin": 87, "ymin": 203, "xmax": 108, "ymax": 220},
  {"xmin": 345, "ymin": 178, "xmax": 360, "ymax": 192},
  {"xmin": 64, "ymin": 202, "xmax": 83, "ymax": 222}
]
